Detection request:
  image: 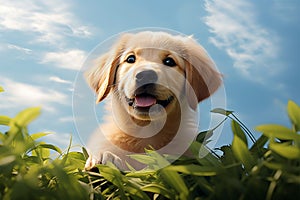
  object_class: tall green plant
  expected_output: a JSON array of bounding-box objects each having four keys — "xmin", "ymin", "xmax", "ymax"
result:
[
  {"xmin": 0, "ymin": 88, "xmax": 89, "ymax": 199},
  {"xmin": 0, "ymin": 86, "xmax": 299, "ymax": 199}
]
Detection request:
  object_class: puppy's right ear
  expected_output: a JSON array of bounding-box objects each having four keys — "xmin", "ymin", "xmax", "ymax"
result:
[{"xmin": 85, "ymin": 34, "xmax": 131, "ymax": 103}]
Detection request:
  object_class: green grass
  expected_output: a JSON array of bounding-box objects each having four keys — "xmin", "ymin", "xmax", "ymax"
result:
[{"xmin": 0, "ymin": 87, "xmax": 299, "ymax": 200}]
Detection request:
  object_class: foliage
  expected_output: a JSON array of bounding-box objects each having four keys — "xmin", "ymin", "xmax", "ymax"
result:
[
  {"xmin": 0, "ymin": 107, "xmax": 89, "ymax": 199},
  {"xmin": 0, "ymin": 86, "xmax": 299, "ymax": 199}
]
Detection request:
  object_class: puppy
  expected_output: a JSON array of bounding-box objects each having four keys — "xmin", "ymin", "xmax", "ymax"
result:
[{"xmin": 84, "ymin": 31, "xmax": 222, "ymax": 170}]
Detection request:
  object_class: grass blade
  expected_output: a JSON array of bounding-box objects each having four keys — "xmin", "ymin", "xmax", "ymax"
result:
[
  {"xmin": 232, "ymin": 134, "xmax": 255, "ymax": 172},
  {"xmin": 165, "ymin": 164, "xmax": 219, "ymax": 176},
  {"xmin": 141, "ymin": 183, "xmax": 174, "ymax": 199},
  {"xmin": 269, "ymin": 140, "xmax": 300, "ymax": 159},
  {"xmin": 287, "ymin": 100, "xmax": 300, "ymax": 132},
  {"xmin": 231, "ymin": 120, "xmax": 248, "ymax": 146},
  {"xmin": 211, "ymin": 108, "xmax": 234, "ymax": 116},
  {"xmin": 30, "ymin": 132, "xmax": 51, "ymax": 140},
  {"xmin": 256, "ymin": 125, "xmax": 300, "ymax": 141},
  {"xmin": 13, "ymin": 107, "xmax": 41, "ymax": 127},
  {"xmin": 0, "ymin": 115, "xmax": 10, "ymax": 126}
]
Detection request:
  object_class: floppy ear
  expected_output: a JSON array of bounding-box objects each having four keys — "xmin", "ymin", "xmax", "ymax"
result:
[
  {"xmin": 185, "ymin": 38, "xmax": 222, "ymax": 110},
  {"xmin": 85, "ymin": 34, "xmax": 131, "ymax": 103}
]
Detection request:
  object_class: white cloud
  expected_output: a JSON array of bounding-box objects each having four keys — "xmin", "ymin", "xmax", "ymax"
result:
[
  {"xmin": 0, "ymin": 77, "xmax": 68, "ymax": 112},
  {"xmin": 0, "ymin": 0, "xmax": 92, "ymax": 45},
  {"xmin": 271, "ymin": 0, "xmax": 299, "ymax": 23},
  {"xmin": 41, "ymin": 49, "xmax": 87, "ymax": 70},
  {"xmin": 49, "ymin": 76, "xmax": 73, "ymax": 85},
  {"xmin": 204, "ymin": 0, "xmax": 279, "ymax": 81},
  {"xmin": 0, "ymin": 0, "xmax": 91, "ymax": 72},
  {"xmin": 7, "ymin": 44, "xmax": 32, "ymax": 54},
  {"xmin": 58, "ymin": 116, "xmax": 74, "ymax": 123}
]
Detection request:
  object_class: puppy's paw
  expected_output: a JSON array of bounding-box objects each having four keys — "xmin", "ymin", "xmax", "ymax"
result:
[
  {"xmin": 84, "ymin": 151, "xmax": 125, "ymax": 171},
  {"xmin": 102, "ymin": 151, "xmax": 124, "ymax": 170},
  {"xmin": 84, "ymin": 156, "xmax": 100, "ymax": 171}
]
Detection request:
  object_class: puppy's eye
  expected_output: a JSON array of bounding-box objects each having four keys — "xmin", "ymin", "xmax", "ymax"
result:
[
  {"xmin": 126, "ymin": 55, "xmax": 136, "ymax": 63},
  {"xmin": 163, "ymin": 57, "xmax": 176, "ymax": 67}
]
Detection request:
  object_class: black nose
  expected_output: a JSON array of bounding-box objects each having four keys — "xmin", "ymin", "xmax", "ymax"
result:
[{"xmin": 135, "ymin": 70, "xmax": 158, "ymax": 84}]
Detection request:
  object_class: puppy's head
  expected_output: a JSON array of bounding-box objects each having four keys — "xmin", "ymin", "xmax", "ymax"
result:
[{"xmin": 86, "ymin": 31, "xmax": 222, "ymax": 120}]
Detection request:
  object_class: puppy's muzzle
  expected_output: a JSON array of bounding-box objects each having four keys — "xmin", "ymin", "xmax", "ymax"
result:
[{"xmin": 125, "ymin": 69, "xmax": 174, "ymax": 112}]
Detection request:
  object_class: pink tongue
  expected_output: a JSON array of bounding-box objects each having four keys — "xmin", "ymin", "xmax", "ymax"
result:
[{"xmin": 135, "ymin": 96, "xmax": 157, "ymax": 107}]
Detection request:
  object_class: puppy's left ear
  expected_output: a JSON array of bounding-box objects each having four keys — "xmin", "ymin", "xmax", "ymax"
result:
[
  {"xmin": 85, "ymin": 53, "xmax": 116, "ymax": 103},
  {"xmin": 185, "ymin": 38, "xmax": 222, "ymax": 110}
]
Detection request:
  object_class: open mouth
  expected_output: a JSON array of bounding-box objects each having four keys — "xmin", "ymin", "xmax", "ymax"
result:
[{"xmin": 126, "ymin": 93, "xmax": 174, "ymax": 112}]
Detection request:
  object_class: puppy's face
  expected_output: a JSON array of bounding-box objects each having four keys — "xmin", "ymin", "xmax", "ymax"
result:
[
  {"xmin": 86, "ymin": 31, "xmax": 222, "ymax": 121},
  {"xmin": 116, "ymin": 47, "xmax": 186, "ymax": 120}
]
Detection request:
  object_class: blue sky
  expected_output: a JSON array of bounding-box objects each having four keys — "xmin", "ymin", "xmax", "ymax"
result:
[{"xmin": 0, "ymin": 0, "xmax": 299, "ymax": 150}]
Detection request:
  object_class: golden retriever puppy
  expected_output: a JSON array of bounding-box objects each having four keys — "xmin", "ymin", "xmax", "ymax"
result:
[{"xmin": 84, "ymin": 31, "xmax": 222, "ymax": 170}]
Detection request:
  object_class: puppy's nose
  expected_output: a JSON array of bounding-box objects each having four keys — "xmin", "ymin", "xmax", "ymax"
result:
[{"xmin": 135, "ymin": 70, "xmax": 158, "ymax": 84}]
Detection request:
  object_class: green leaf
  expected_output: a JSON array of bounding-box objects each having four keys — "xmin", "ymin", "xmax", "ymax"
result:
[
  {"xmin": 232, "ymin": 134, "xmax": 255, "ymax": 172},
  {"xmin": 256, "ymin": 125, "xmax": 300, "ymax": 142},
  {"xmin": 0, "ymin": 132, "xmax": 5, "ymax": 142},
  {"xmin": 123, "ymin": 184, "xmax": 151, "ymax": 200},
  {"xmin": 0, "ymin": 115, "xmax": 10, "ymax": 126},
  {"xmin": 287, "ymin": 100, "xmax": 300, "ymax": 132},
  {"xmin": 250, "ymin": 134, "xmax": 268, "ymax": 152},
  {"xmin": 30, "ymin": 132, "xmax": 51, "ymax": 141},
  {"xmin": 63, "ymin": 152, "xmax": 86, "ymax": 170},
  {"xmin": 128, "ymin": 153, "xmax": 157, "ymax": 165},
  {"xmin": 269, "ymin": 140, "xmax": 300, "ymax": 160},
  {"xmin": 231, "ymin": 120, "xmax": 248, "ymax": 146},
  {"xmin": 145, "ymin": 149, "xmax": 171, "ymax": 168},
  {"xmin": 126, "ymin": 170, "xmax": 155, "ymax": 178},
  {"xmin": 141, "ymin": 183, "xmax": 174, "ymax": 199},
  {"xmin": 263, "ymin": 161, "xmax": 285, "ymax": 170},
  {"xmin": 96, "ymin": 164, "xmax": 127, "ymax": 199},
  {"xmin": 189, "ymin": 142, "xmax": 222, "ymax": 167},
  {"xmin": 0, "ymin": 155, "xmax": 16, "ymax": 166},
  {"xmin": 11, "ymin": 107, "xmax": 41, "ymax": 127},
  {"xmin": 0, "ymin": 86, "xmax": 4, "ymax": 93},
  {"xmin": 38, "ymin": 145, "xmax": 50, "ymax": 159},
  {"xmin": 159, "ymin": 168, "xmax": 189, "ymax": 199},
  {"xmin": 138, "ymin": 150, "xmax": 189, "ymax": 198},
  {"xmin": 130, "ymin": 149, "xmax": 173, "ymax": 169},
  {"xmin": 219, "ymin": 145, "xmax": 237, "ymax": 165},
  {"xmin": 82, "ymin": 147, "xmax": 89, "ymax": 160},
  {"xmin": 211, "ymin": 108, "xmax": 234, "ymax": 116},
  {"xmin": 196, "ymin": 130, "xmax": 213, "ymax": 143},
  {"xmin": 37, "ymin": 143, "xmax": 62, "ymax": 154},
  {"xmin": 65, "ymin": 152, "xmax": 85, "ymax": 161},
  {"xmin": 165, "ymin": 164, "xmax": 219, "ymax": 176},
  {"xmin": 98, "ymin": 165, "xmax": 152, "ymax": 200}
]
